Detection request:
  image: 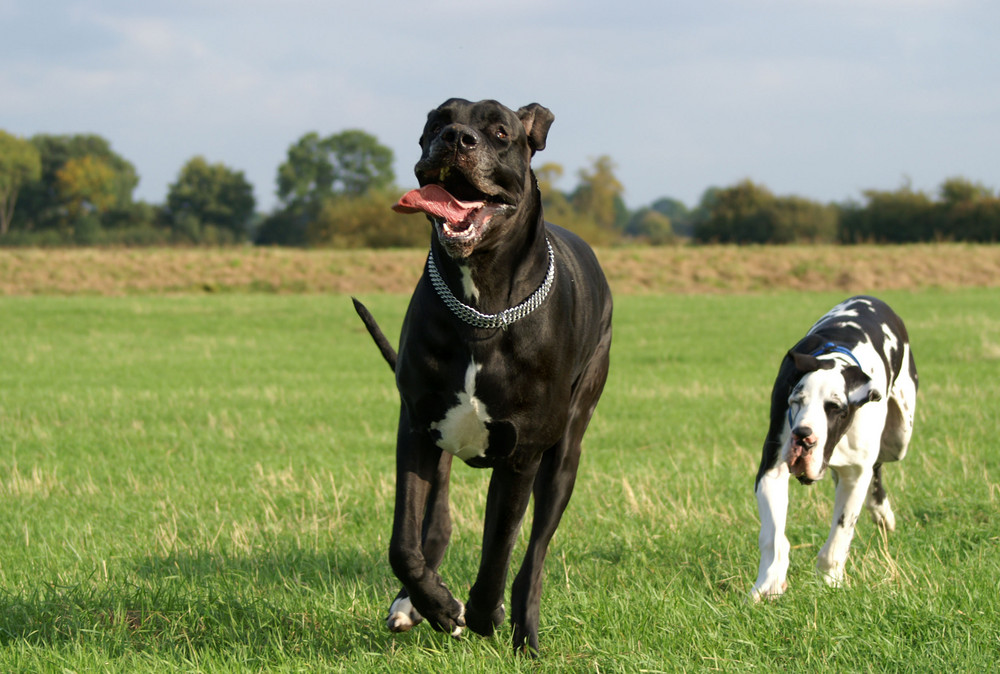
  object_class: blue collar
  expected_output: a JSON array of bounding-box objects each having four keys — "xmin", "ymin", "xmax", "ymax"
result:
[{"xmin": 810, "ymin": 342, "xmax": 862, "ymax": 369}]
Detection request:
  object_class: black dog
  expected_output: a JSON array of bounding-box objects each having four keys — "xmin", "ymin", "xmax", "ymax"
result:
[{"xmin": 353, "ymin": 98, "xmax": 612, "ymax": 654}]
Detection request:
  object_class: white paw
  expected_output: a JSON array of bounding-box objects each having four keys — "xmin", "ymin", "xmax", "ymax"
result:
[
  {"xmin": 869, "ymin": 503, "xmax": 896, "ymax": 532},
  {"xmin": 450, "ymin": 601, "xmax": 466, "ymax": 638},
  {"xmin": 818, "ymin": 564, "xmax": 845, "ymax": 588},
  {"xmin": 386, "ymin": 595, "xmax": 423, "ymax": 633},
  {"xmin": 750, "ymin": 579, "xmax": 788, "ymax": 602}
]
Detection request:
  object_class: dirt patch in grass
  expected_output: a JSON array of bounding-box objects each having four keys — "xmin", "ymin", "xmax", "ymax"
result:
[{"xmin": 1, "ymin": 244, "xmax": 998, "ymax": 296}]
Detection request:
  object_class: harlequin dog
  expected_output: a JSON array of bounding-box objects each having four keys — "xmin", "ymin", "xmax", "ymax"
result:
[
  {"xmin": 352, "ymin": 98, "xmax": 612, "ymax": 654},
  {"xmin": 752, "ymin": 296, "xmax": 918, "ymax": 600}
]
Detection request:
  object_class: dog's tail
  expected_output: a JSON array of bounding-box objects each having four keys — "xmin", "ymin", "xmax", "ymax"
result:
[{"xmin": 351, "ymin": 297, "xmax": 397, "ymax": 372}]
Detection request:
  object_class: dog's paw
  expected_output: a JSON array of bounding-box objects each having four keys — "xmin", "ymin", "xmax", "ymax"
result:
[
  {"xmin": 817, "ymin": 561, "xmax": 846, "ymax": 588},
  {"xmin": 512, "ymin": 621, "xmax": 540, "ymax": 658},
  {"xmin": 750, "ymin": 579, "xmax": 788, "ymax": 602},
  {"xmin": 450, "ymin": 601, "xmax": 466, "ymax": 638},
  {"xmin": 465, "ymin": 601, "xmax": 505, "ymax": 637},
  {"xmin": 386, "ymin": 594, "xmax": 423, "ymax": 633},
  {"xmin": 868, "ymin": 501, "xmax": 896, "ymax": 532},
  {"xmin": 418, "ymin": 598, "xmax": 466, "ymax": 637}
]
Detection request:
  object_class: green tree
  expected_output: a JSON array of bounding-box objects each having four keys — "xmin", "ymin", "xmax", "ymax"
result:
[
  {"xmin": 276, "ymin": 132, "xmax": 334, "ymax": 210},
  {"xmin": 694, "ymin": 180, "xmax": 776, "ymax": 243},
  {"xmin": 165, "ymin": 156, "xmax": 255, "ymax": 241},
  {"xmin": 265, "ymin": 130, "xmax": 395, "ymax": 246},
  {"xmin": 254, "ymin": 209, "xmax": 310, "ymax": 247},
  {"xmin": 276, "ymin": 130, "xmax": 394, "ymax": 210},
  {"xmin": 0, "ymin": 131, "xmax": 41, "ymax": 237},
  {"xmin": 18, "ymin": 134, "xmax": 138, "ymax": 232},
  {"xmin": 625, "ymin": 208, "xmax": 676, "ymax": 245},
  {"xmin": 693, "ymin": 180, "xmax": 837, "ymax": 244},
  {"xmin": 939, "ymin": 176, "xmax": 994, "ymax": 205},
  {"xmin": 839, "ymin": 183, "xmax": 934, "ymax": 243},
  {"xmin": 536, "ymin": 162, "xmax": 576, "ymax": 224},
  {"xmin": 649, "ymin": 197, "xmax": 692, "ymax": 237},
  {"xmin": 326, "ymin": 130, "xmax": 395, "ymax": 196},
  {"xmin": 535, "ymin": 162, "xmax": 566, "ymax": 207},
  {"xmin": 55, "ymin": 156, "xmax": 118, "ymax": 221},
  {"xmin": 936, "ymin": 177, "xmax": 1000, "ymax": 242},
  {"xmin": 571, "ymin": 155, "xmax": 626, "ymax": 231},
  {"xmin": 771, "ymin": 196, "xmax": 838, "ymax": 243},
  {"xmin": 530, "ymin": 160, "xmax": 619, "ymax": 246}
]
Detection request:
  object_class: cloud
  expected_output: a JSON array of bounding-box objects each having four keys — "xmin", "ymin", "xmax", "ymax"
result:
[{"xmin": 3, "ymin": 0, "xmax": 999, "ymax": 210}]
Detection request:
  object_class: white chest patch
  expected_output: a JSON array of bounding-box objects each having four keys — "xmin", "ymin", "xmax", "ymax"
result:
[
  {"xmin": 431, "ymin": 360, "xmax": 491, "ymax": 461},
  {"xmin": 458, "ymin": 265, "xmax": 479, "ymax": 303}
]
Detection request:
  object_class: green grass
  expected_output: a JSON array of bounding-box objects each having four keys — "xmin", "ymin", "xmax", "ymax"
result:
[{"xmin": 1, "ymin": 290, "xmax": 998, "ymax": 672}]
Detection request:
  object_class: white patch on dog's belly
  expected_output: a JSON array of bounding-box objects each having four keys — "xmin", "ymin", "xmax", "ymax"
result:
[{"xmin": 432, "ymin": 360, "xmax": 490, "ymax": 461}]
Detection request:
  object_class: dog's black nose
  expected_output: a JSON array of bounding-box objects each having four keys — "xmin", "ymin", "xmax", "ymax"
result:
[
  {"xmin": 793, "ymin": 425, "xmax": 813, "ymax": 439},
  {"xmin": 441, "ymin": 124, "xmax": 479, "ymax": 151}
]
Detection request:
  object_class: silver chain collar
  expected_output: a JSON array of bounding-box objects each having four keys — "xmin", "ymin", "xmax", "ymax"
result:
[{"xmin": 426, "ymin": 238, "xmax": 555, "ymax": 330}]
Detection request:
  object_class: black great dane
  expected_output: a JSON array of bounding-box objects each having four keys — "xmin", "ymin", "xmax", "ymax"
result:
[
  {"xmin": 353, "ymin": 98, "xmax": 612, "ymax": 654},
  {"xmin": 752, "ymin": 296, "xmax": 918, "ymax": 600}
]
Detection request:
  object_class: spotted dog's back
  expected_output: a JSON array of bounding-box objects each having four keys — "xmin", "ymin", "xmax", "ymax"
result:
[{"xmin": 809, "ymin": 296, "xmax": 917, "ymax": 397}]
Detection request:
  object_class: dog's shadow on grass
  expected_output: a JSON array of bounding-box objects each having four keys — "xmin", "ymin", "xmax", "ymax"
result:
[{"xmin": 0, "ymin": 545, "xmax": 411, "ymax": 658}]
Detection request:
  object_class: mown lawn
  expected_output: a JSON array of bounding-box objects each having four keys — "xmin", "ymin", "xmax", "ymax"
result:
[{"xmin": 1, "ymin": 289, "xmax": 998, "ymax": 671}]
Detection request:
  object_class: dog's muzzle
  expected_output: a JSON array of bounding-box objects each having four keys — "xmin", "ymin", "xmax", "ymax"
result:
[
  {"xmin": 787, "ymin": 425, "xmax": 818, "ymax": 478},
  {"xmin": 393, "ymin": 184, "xmax": 510, "ymax": 257}
]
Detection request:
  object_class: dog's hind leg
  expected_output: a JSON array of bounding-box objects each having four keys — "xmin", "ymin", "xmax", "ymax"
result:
[
  {"xmin": 464, "ymin": 461, "xmax": 539, "ymax": 642},
  {"xmin": 509, "ymin": 346, "xmax": 610, "ymax": 656},
  {"xmin": 865, "ymin": 462, "xmax": 895, "ymax": 531},
  {"xmin": 869, "ymin": 382, "xmax": 917, "ymax": 532},
  {"xmin": 508, "ymin": 435, "xmax": 582, "ymax": 656}
]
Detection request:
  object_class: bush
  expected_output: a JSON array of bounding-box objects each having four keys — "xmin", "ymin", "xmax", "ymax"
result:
[
  {"xmin": 255, "ymin": 209, "xmax": 309, "ymax": 247},
  {"xmin": 838, "ymin": 186, "xmax": 935, "ymax": 243},
  {"xmin": 624, "ymin": 208, "xmax": 677, "ymax": 245},
  {"xmin": 305, "ymin": 192, "xmax": 426, "ymax": 248},
  {"xmin": 937, "ymin": 198, "xmax": 1000, "ymax": 242}
]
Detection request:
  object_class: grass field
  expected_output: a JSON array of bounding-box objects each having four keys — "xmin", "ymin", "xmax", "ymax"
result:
[{"xmin": 1, "ymin": 285, "xmax": 999, "ymax": 671}]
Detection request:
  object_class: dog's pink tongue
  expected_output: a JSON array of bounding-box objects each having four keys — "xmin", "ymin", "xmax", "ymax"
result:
[{"xmin": 393, "ymin": 185, "xmax": 484, "ymax": 225}]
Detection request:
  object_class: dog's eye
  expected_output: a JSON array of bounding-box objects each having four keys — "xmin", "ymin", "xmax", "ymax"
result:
[
  {"xmin": 495, "ymin": 126, "xmax": 508, "ymax": 140},
  {"xmin": 825, "ymin": 401, "xmax": 847, "ymax": 417}
]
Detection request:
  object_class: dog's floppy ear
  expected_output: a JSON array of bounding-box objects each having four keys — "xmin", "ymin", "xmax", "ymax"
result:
[
  {"xmin": 844, "ymin": 366, "xmax": 883, "ymax": 408},
  {"xmin": 788, "ymin": 350, "xmax": 835, "ymax": 373},
  {"xmin": 517, "ymin": 104, "xmax": 554, "ymax": 154}
]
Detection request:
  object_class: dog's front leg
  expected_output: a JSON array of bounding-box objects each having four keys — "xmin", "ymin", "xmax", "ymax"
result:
[
  {"xmin": 817, "ymin": 463, "xmax": 873, "ymax": 586},
  {"xmin": 388, "ymin": 416, "xmax": 466, "ymax": 636},
  {"xmin": 465, "ymin": 460, "xmax": 540, "ymax": 643},
  {"xmin": 386, "ymin": 448, "xmax": 454, "ymax": 632},
  {"xmin": 753, "ymin": 463, "xmax": 791, "ymax": 600}
]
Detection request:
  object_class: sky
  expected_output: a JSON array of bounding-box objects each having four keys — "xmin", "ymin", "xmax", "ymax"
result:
[{"xmin": 3, "ymin": 0, "xmax": 999, "ymax": 213}]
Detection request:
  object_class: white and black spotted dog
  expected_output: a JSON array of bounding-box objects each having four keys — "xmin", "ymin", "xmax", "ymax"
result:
[{"xmin": 752, "ymin": 295, "xmax": 918, "ymax": 600}]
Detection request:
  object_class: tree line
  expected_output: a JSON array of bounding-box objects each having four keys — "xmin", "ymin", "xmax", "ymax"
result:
[{"xmin": 2, "ymin": 128, "xmax": 998, "ymax": 248}]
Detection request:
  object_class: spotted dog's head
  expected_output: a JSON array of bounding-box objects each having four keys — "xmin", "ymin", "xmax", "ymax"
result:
[
  {"xmin": 393, "ymin": 98, "xmax": 554, "ymax": 259},
  {"xmin": 784, "ymin": 350, "xmax": 883, "ymax": 483}
]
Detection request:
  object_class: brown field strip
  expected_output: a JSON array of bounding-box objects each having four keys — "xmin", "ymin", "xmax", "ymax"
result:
[{"xmin": 1, "ymin": 244, "xmax": 998, "ymax": 296}]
